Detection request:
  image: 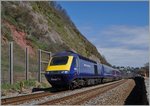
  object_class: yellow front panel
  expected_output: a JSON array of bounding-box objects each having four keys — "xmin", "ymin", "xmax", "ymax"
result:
[{"xmin": 46, "ymin": 56, "xmax": 73, "ymax": 71}]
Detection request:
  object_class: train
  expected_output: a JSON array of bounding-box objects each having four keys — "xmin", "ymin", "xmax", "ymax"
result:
[{"xmin": 45, "ymin": 51, "xmax": 122, "ymax": 89}]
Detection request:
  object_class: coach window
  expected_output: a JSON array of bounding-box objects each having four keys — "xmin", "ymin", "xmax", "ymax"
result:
[{"xmin": 94, "ymin": 65, "xmax": 98, "ymax": 75}]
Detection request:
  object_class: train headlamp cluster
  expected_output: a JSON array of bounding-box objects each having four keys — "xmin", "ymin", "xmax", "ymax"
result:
[
  {"xmin": 61, "ymin": 71, "xmax": 68, "ymax": 74},
  {"xmin": 46, "ymin": 71, "xmax": 50, "ymax": 74},
  {"xmin": 45, "ymin": 71, "xmax": 69, "ymax": 74}
]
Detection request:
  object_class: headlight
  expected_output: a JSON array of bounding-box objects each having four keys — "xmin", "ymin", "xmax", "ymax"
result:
[
  {"xmin": 45, "ymin": 71, "xmax": 50, "ymax": 74},
  {"xmin": 61, "ymin": 71, "xmax": 68, "ymax": 74}
]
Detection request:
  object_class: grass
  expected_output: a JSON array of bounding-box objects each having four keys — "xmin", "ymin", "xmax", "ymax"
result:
[
  {"xmin": 2, "ymin": 81, "xmax": 27, "ymax": 91},
  {"xmin": 1, "ymin": 79, "xmax": 49, "ymax": 91}
]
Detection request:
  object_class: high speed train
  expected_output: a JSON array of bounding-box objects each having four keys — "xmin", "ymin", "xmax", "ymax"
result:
[{"xmin": 45, "ymin": 51, "xmax": 122, "ymax": 89}]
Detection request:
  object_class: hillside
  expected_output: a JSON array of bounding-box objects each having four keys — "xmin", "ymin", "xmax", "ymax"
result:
[{"xmin": 1, "ymin": 1, "xmax": 110, "ymax": 82}]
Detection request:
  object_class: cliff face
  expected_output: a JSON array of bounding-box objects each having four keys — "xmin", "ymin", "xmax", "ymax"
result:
[{"xmin": 2, "ymin": 1, "xmax": 110, "ymax": 73}]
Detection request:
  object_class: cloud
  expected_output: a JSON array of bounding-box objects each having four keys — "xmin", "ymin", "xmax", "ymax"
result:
[
  {"xmin": 98, "ymin": 25, "xmax": 149, "ymax": 49},
  {"xmin": 78, "ymin": 24, "xmax": 149, "ymax": 67},
  {"xmin": 105, "ymin": 25, "xmax": 148, "ymax": 46},
  {"xmin": 98, "ymin": 47, "xmax": 148, "ymax": 67},
  {"xmin": 96, "ymin": 25, "xmax": 149, "ymax": 67}
]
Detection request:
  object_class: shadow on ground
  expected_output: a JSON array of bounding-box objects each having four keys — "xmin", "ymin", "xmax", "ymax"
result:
[
  {"xmin": 124, "ymin": 77, "xmax": 149, "ymax": 105},
  {"xmin": 32, "ymin": 87, "xmax": 68, "ymax": 93}
]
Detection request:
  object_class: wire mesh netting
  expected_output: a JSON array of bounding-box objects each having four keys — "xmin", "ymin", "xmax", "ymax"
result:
[
  {"xmin": 1, "ymin": 41, "xmax": 51, "ymax": 84},
  {"xmin": 1, "ymin": 42, "xmax": 9, "ymax": 83},
  {"xmin": 40, "ymin": 51, "xmax": 51, "ymax": 83},
  {"xmin": 13, "ymin": 43, "xmax": 26, "ymax": 82}
]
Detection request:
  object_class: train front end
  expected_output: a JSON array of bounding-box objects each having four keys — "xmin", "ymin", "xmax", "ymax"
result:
[{"xmin": 45, "ymin": 55, "xmax": 75, "ymax": 88}]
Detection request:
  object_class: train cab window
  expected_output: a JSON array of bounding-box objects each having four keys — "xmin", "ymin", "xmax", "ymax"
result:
[{"xmin": 50, "ymin": 56, "xmax": 68, "ymax": 65}]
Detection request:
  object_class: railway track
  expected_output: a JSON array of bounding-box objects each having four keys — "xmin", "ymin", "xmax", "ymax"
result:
[
  {"xmin": 1, "ymin": 79, "xmax": 127, "ymax": 105},
  {"xmin": 39, "ymin": 79, "xmax": 127, "ymax": 105},
  {"xmin": 1, "ymin": 86, "xmax": 71, "ymax": 105},
  {"xmin": 1, "ymin": 91, "xmax": 54, "ymax": 105}
]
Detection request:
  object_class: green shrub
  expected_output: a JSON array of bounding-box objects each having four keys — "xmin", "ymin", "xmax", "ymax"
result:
[
  {"xmin": 1, "ymin": 79, "xmax": 37, "ymax": 91},
  {"xmin": 1, "ymin": 24, "xmax": 13, "ymax": 41},
  {"xmin": 22, "ymin": 79, "xmax": 36, "ymax": 87},
  {"xmin": 1, "ymin": 83, "xmax": 12, "ymax": 90}
]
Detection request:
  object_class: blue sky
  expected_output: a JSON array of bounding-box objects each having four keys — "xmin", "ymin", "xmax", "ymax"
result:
[{"xmin": 58, "ymin": 1, "xmax": 149, "ymax": 67}]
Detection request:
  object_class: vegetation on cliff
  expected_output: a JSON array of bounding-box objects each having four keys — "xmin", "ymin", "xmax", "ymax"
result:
[{"xmin": 1, "ymin": 1, "xmax": 110, "ymax": 78}]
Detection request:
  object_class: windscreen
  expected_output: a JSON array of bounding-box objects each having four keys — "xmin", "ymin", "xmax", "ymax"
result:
[{"xmin": 50, "ymin": 56, "xmax": 68, "ymax": 66}]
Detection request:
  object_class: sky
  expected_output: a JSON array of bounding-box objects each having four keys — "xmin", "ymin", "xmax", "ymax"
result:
[{"xmin": 58, "ymin": 1, "xmax": 149, "ymax": 67}]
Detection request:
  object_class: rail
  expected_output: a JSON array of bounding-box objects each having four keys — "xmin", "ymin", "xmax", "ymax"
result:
[
  {"xmin": 39, "ymin": 79, "xmax": 127, "ymax": 105},
  {"xmin": 1, "ymin": 91, "xmax": 52, "ymax": 105}
]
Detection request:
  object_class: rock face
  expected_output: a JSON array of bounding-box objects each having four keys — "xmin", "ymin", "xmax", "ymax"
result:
[{"xmin": 1, "ymin": 1, "xmax": 111, "ymax": 76}]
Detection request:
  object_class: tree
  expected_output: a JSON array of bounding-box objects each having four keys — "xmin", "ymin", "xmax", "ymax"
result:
[
  {"xmin": 144, "ymin": 62, "xmax": 149, "ymax": 77},
  {"xmin": 137, "ymin": 62, "xmax": 149, "ymax": 77},
  {"xmin": 144, "ymin": 62, "xmax": 149, "ymax": 71}
]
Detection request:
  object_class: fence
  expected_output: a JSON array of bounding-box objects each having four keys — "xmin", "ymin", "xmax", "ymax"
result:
[
  {"xmin": 38, "ymin": 49, "xmax": 51, "ymax": 82},
  {"xmin": 1, "ymin": 42, "xmax": 51, "ymax": 84}
]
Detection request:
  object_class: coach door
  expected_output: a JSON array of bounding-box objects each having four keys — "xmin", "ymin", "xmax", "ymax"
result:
[
  {"xmin": 94, "ymin": 65, "xmax": 98, "ymax": 75},
  {"xmin": 75, "ymin": 57, "xmax": 80, "ymax": 74}
]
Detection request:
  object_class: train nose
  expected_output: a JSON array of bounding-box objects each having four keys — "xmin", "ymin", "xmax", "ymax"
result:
[{"xmin": 45, "ymin": 73, "xmax": 73, "ymax": 87}]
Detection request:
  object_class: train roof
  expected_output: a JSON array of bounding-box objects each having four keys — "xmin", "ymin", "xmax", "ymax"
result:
[
  {"xmin": 53, "ymin": 51, "xmax": 122, "ymax": 67},
  {"xmin": 103, "ymin": 64, "xmax": 121, "ymax": 72},
  {"xmin": 53, "ymin": 51, "xmax": 97, "ymax": 64}
]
